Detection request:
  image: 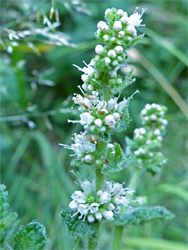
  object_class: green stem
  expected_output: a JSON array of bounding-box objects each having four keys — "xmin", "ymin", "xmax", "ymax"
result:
[
  {"xmin": 112, "ymin": 225, "xmax": 124, "ymax": 250},
  {"xmin": 112, "ymin": 168, "xmax": 142, "ymax": 249}
]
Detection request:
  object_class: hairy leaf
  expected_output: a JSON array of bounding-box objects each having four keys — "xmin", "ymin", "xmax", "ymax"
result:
[
  {"xmin": 0, "ymin": 184, "xmax": 18, "ymax": 245},
  {"xmin": 61, "ymin": 208, "xmax": 95, "ymax": 240},
  {"xmin": 13, "ymin": 222, "xmax": 49, "ymax": 250},
  {"xmin": 102, "ymin": 143, "xmax": 130, "ymax": 174},
  {"xmin": 114, "ymin": 206, "xmax": 174, "ymax": 226}
]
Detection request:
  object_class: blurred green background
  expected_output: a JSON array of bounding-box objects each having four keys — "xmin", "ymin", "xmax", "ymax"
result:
[{"xmin": 0, "ymin": 0, "xmax": 187, "ymax": 249}]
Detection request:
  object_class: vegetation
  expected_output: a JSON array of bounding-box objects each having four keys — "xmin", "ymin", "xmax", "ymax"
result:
[{"xmin": 0, "ymin": 0, "xmax": 187, "ymax": 249}]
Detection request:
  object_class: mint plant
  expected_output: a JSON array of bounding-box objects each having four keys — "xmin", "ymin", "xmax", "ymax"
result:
[
  {"xmin": 0, "ymin": 184, "xmax": 49, "ymax": 250},
  {"xmin": 61, "ymin": 7, "xmax": 174, "ymax": 250}
]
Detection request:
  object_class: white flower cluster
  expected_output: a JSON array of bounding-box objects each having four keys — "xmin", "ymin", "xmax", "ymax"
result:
[
  {"xmin": 60, "ymin": 132, "xmax": 97, "ymax": 162},
  {"xmin": 69, "ymin": 90, "xmax": 128, "ymax": 132},
  {"xmin": 72, "ymin": 8, "xmax": 144, "ymax": 93},
  {"xmin": 69, "ymin": 180, "xmax": 135, "ymax": 223},
  {"xmin": 133, "ymin": 104, "xmax": 167, "ymax": 164}
]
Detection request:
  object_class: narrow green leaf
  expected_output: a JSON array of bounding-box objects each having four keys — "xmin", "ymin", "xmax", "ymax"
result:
[
  {"xmin": 159, "ymin": 184, "xmax": 188, "ymax": 203},
  {"xmin": 122, "ymin": 237, "xmax": 187, "ymax": 250},
  {"xmin": 114, "ymin": 206, "xmax": 174, "ymax": 226},
  {"xmin": 13, "ymin": 222, "xmax": 49, "ymax": 250}
]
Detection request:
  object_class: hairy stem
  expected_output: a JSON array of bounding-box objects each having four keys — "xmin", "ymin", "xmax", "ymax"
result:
[
  {"xmin": 88, "ymin": 222, "xmax": 100, "ymax": 250},
  {"xmin": 112, "ymin": 225, "xmax": 124, "ymax": 250}
]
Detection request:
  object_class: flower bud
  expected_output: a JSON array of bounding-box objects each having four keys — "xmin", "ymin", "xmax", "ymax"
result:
[
  {"xmin": 118, "ymin": 31, "xmax": 125, "ymax": 38},
  {"xmin": 113, "ymin": 112, "xmax": 120, "ymax": 120},
  {"xmin": 81, "ymin": 74, "xmax": 89, "ymax": 82},
  {"xmin": 108, "ymin": 203, "xmax": 115, "ymax": 210},
  {"xmin": 115, "ymin": 46, "xmax": 123, "ymax": 54},
  {"xmin": 97, "ymin": 21, "xmax": 106, "ymax": 29},
  {"xmin": 113, "ymin": 21, "xmax": 122, "ymax": 31},
  {"xmin": 105, "ymin": 57, "xmax": 111, "ymax": 65},
  {"xmin": 87, "ymin": 215, "xmax": 95, "ymax": 223},
  {"xmin": 95, "ymin": 212, "xmax": 102, "ymax": 221},
  {"xmin": 94, "ymin": 119, "xmax": 102, "ymax": 128},
  {"xmin": 69, "ymin": 200, "xmax": 78, "ymax": 211},
  {"xmin": 105, "ymin": 8, "xmax": 111, "ymax": 17},
  {"xmin": 107, "ymin": 50, "xmax": 116, "ymax": 58},
  {"xmin": 85, "ymin": 154, "xmax": 92, "ymax": 163},
  {"xmin": 116, "ymin": 9, "xmax": 124, "ymax": 16},
  {"xmin": 103, "ymin": 210, "xmax": 114, "ymax": 221},
  {"xmin": 105, "ymin": 114, "xmax": 116, "ymax": 128},
  {"xmin": 95, "ymin": 44, "xmax": 104, "ymax": 55}
]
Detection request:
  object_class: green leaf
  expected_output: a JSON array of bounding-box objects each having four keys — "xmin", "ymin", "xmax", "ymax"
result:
[
  {"xmin": 13, "ymin": 222, "xmax": 49, "ymax": 250},
  {"xmin": 114, "ymin": 206, "xmax": 174, "ymax": 226},
  {"xmin": 126, "ymin": 34, "xmax": 144, "ymax": 49},
  {"xmin": 122, "ymin": 237, "xmax": 188, "ymax": 250},
  {"xmin": 102, "ymin": 143, "xmax": 130, "ymax": 174},
  {"xmin": 71, "ymin": 159, "xmax": 95, "ymax": 168},
  {"xmin": 0, "ymin": 184, "xmax": 19, "ymax": 245},
  {"xmin": 61, "ymin": 208, "xmax": 95, "ymax": 240}
]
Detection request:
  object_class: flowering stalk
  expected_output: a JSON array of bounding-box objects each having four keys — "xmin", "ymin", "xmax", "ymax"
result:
[{"xmin": 61, "ymin": 7, "xmax": 174, "ymax": 250}]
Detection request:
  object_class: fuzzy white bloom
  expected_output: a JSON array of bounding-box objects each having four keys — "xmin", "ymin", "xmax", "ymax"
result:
[
  {"xmin": 108, "ymin": 98, "xmax": 118, "ymax": 110},
  {"xmin": 120, "ymin": 12, "xmax": 128, "ymax": 24},
  {"xmin": 78, "ymin": 204, "xmax": 89, "ymax": 220},
  {"xmin": 95, "ymin": 44, "xmax": 104, "ymax": 55},
  {"xmin": 113, "ymin": 112, "xmax": 120, "ymax": 120},
  {"xmin": 71, "ymin": 191, "xmax": 86, "ymax": 203},
  {"xmin": 113, "ymin": 21, "xmax": 122, "ymax": 31},
  {"xmin": 118, "ymin": 31, "xmax": 125, "ymax": 38},
  {"xmin": 103, "ymin": 34, "xmax": 109, "ymax": 41},
  {"xmin": 105, "ymin": 57, "xmax": 111, "ymax": 64},
  {"xmin": 87, "ymin": 215, "xmax": 95, "ymax": 223},
  {"xmin": 80, "ymin": 112, "xmax": 94, "ymax": 125},
  {"xmin": 97, "ymin": 21, "xmax": 106, "ymax": 29},
  {"xmin": 89, "ymin": 203, "xmax": 99, "ymax": 213},
  {"xmin": 140, "ymin": 128, "xmax": 146, "ymax": 134},
  {"xmin": 85, "ymin": 154, "xmax": 92, "ymax": 163},
  {"xmin": 99, "ymin": 191, "xmax": 111, "ymax": 204},
  {"xmin": 128, "ymin": 12, "xmax": 143, "ymax": 27},
  {"xmin": 94, "ymin": 119, "xmax": 102, "ymax": 128},
  {"xmin": 107, "ymin": 50, "xmax": 116, "ymax": 58},
  {"xmin": 82, "ymin": 83, "xmax": 88, "ymax": 91},
  {"xmin": 150, "ymin": 114, "xmax": 157, "ymax": 121},
  {"xmin": 97, "ymin": 190, "xmax": 103, "ymax": 196},
  {"xmin": 127, "ymin": 25, "xmax": 137, "ymax": 36},
  {"xmin": 141, "ymin": 109, "xmax": 147, "ymax": 115},
  {"xmin": 145, "ymin": 104, "xmax": 151, "ymax": 110},
  {"xmin": 69, "ymin": 200, "xmax": 78, "ymax": 211},
  {"xmin": 110, "ymin": 71, "xmax": 117, "ymax": 78},
  {"xmin": 117, "ymin": 98, "xmax": 127, "ymax": 113},
  {"xmin": 81, "ymin": 74, "xmax": 89, "ymax": 82},
  {"xmin": 112, "ymin": 60, "xmax": 118, "ymax": 67},
  {"xmin": 108, "ymin": 203, "xmax": 115, "ymax": 210},
  {"xmin": 162, "ymin": 119, "xmax": 168, "ymax": 125},
  {"xmin": 103, "ymin": 210, "xmax": 114, "ymax": 221},
  {"xmin": 104, "ymin": 114, "xmax": 116, "ymax": 128},
  {"xmin": 105, "ymin": 8, "xmax": 111, "ymax": 16},
  {"xmin": 88, "ymin": 84, "xmax": 93, "ymax": 91},
  {"xmin": 154, "ymin": 129, "xmax": 161, "ymax": 135},
  {"xmin": 115, "ymin": 46, "xmax": 123, "ymax": 54},
  {"xmin": 95, "ymin": 212, "xmax": 102, "ymax": 221},
  {"xmin": 116, "ymin": 9, "xmax": 124, "ymax": 16}
]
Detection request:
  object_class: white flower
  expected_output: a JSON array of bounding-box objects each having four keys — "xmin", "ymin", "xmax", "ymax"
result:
[
  {"xmin": 97, "ymin": 190, "xmax": 103, "ymax": 196},
  {"xmin": 88, "ymin": 84, "xmax": 93, "ymax": 91},
  {"xmin": 103, "ymin": 35, "xmax": 109, "ymax": 41},
  {"xmin": 115, "ymin": 46, "xmax": 123, "ymax": 54},
  {"xmin": 128, "ymin": 12, "xmax": 142, "ymax": 27},
  {"xmin": 69, "ymin": 200, "xmax": 78, "ymax": 211},
  {"xmin": 145, "ymin": 104, "xmax": 151, "ymax": 110},
  {"xmin": 105, "ymin": 8, "xmax": 111, "ymax": 17},
  {"xmin": 116, "ymin": 9, "xmax": 124, "ymax": 16},
  {"xmin": 94, "ymin": 119, "xmax": 102, "ymax": 128},
  {"xmin": 139, "ymin": 128, "xmax": 146, "ymax": 134},
  {"xmin": 105, "ymin": 57, "xmax": 111, "ymax": 64},
  {"xmin": 114, "ymin": 196, "xmax": 129, "ymax": 206},
  {"xmin": 95, "ymin": 212, "xmax": 102, "ymax": 221},
  {"xmin": 108, "ymin": 203, "xmax": 115, "ymax": 210},
  {"xmin": 97, "ymin": 21, "xmax": 106, "ymax": 29},
  {"xmin": 100, "ymin": 126, "xmax": 106, "ymax": 132},
  {"xmin": 113, "ymin": 112, "xmax": 120, "ymax": 120},
  {"xmin": 80, "ymin": 112, "xmax": 94, "ymax": 125},
  {"xmin": 118, "ymin": 31, "xmax": 125, "ymax": 38},
  {"xmin": 99, "ymin": 191, "xmax": 111, "ymax": 204},
  {"xmin": 104, "ymin": 115, "xmax": 116, "ymax": 128},
  {"xmin": 85, "ymin": 154, "xmax": 92, "ymax": 163},
  {"xmin": 81, "ymin": 74, "xmax": 89, "ymax": 82},
  {"xmin": 162, "ymin": 119, "xmax": 168, "ymax": 125},
  {"xmin": 107, "ymin": 50, "xmax": 116, "ymax": 58},
  {"xmin": 113, "ymin": 21, "xmax": 122, "ymax": 31},
  {"xmin": 103, "ymin": 210, "xmax": 114, "ymax": 221},
  {"xmin": 110, "ymin": 71, "xmax": 117, "ymax": 78},
  {"xmin": 141, "ymin": 109, "xmax": 147, "ymax": 115},
  {"xmin": 87, "ymin": 215, "xmax": 95, "ymax": 223},
  {"xmin": 150, "ymin": 114, "xmax": 157, "ymax": 121},
  {"xmin": 71, "ymin": 191, "xmax": 86, "ymax": 203},
  {"xmin": 154, "ymin": 129, "xmax": 161, "ymax": 135},
  {"xmin": 117, "ymin": 98, "xmax": 127, "ymax": 113},
  {"xmin": 120, "ymin": 15, "xmax": 129, "ymax": 24},
  {"xmin": 95, "ymin": 44, "xmax": 104, "ymax": 55},
  {"xmin": 82, "ymin": 83, "xmax": 88, "ymax": 91},
  {"xmin": 81, "ymin": 180, "xmax": 94, "ymax": 195},
  {"xmin": 127, "ymin": 25, "xmax": 137, "ymax": 36},
  {"xmin": 108, "ymin": 98, "xmax": 118, "ymax": 110},
  {"xmin": 89, "ymin": 203, "xmax": 99, "ymax": 213},
  {"xmin": 78, "ymin": 204, "xmax": 89, "ymax": 220}
]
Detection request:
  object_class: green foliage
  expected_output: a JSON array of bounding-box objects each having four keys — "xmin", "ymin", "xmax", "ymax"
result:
[
  {"xmin": 114, "ymin": 206, "xmax": 174, "ymax": 226},
  {"xmin": 102, "ymin": 143, "xmax": 130, "ymax": 174},
  {"xmin": 61, "ymin": 208, "xmax": 95, "ymax": 240},
  {"xmin": 13, "ymin": 222, "xmax": 50, "ymax": 250},
  {"xmin": 0, "ymin": 184, "xmax": 49, "ymax": 250},
  {"xmin": 0, "ymin": 184, "xmax": 18, "ymax": 245}
]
